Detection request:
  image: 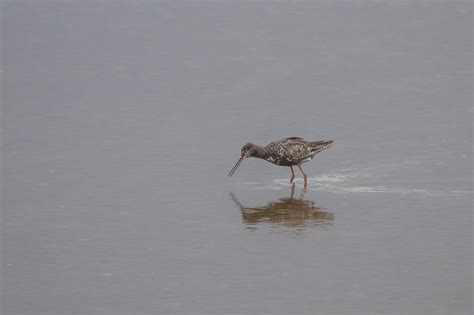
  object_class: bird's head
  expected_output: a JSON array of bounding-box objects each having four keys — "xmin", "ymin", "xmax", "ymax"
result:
[
  {"xmin": 228, "ymin": 142, "xmax": 258, "ymax": 177},
  {"xmin": 241, "ymin": 142, "xmax": 258, "ymax": 158}
]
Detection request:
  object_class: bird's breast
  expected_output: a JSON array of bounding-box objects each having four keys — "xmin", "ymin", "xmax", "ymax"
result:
[
  {"xmin": 265, "ymin": 156, "xmax": 278, "ymax": 164},
  {"xmin": 265, "ymin": 156, "xmax": 291, "ymax": 166}
]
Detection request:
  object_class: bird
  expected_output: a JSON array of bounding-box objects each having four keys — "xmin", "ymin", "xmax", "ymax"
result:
[{"xmin": 228, "ymin": 137, "xmax": 333, "ymax": 186}]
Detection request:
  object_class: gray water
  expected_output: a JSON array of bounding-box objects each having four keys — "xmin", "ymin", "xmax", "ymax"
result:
[{"xmin": 1, "ymin": 1, "xmax": 472, "ymax": 314}]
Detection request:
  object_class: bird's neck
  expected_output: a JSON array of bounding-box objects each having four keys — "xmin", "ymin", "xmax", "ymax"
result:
[{"xmin": 252, "ymin": 145, "xmax": 268, "ymax": 160}]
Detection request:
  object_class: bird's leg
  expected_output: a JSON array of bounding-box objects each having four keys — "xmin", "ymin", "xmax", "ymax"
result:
[
  {"xmin": 289, "ymin": 166, "xmax": 295, "ymax": 184},
  {"xmin": 297, "ymin": 164, "xmax": 308, "ymax": 186}
]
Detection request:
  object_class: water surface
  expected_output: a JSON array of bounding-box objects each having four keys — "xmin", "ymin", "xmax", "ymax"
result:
[{"xmin": 2, "ymin": 1, "xmax": 472, "ymax": 314}]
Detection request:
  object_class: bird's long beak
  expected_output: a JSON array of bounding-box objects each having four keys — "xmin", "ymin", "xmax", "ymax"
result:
[{"xmin": 228, "ymin": 156, "xmax": 244, "ymax": 177}]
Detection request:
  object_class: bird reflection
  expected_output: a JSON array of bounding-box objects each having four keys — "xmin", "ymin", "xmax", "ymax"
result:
[{"xmin": 230, "ymin": 186, "xmax": 334, "ymax": 228}]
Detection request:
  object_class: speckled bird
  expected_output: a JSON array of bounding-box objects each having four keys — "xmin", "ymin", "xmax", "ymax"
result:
[{"xmin": 228, "ymin": 137, "xmax": 333, "ymax": 186}]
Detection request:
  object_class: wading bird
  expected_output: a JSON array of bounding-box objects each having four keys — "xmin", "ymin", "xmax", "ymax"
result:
[{"xmin": 228, "ymin": 137, "xmax": 333, "ymax": 186}]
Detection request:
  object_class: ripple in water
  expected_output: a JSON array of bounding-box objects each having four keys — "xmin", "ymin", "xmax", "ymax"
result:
[{"xmin": 238, "ymin": 167, "xmax": 471, "ymax": 197}]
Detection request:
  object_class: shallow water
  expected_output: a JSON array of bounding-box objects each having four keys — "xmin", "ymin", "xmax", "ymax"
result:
[{"xmin": 2, "ymin": 1, "xmax": 472, "ymax": 314}]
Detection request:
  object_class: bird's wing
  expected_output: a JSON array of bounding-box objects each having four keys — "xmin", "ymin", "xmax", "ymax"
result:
[{"xmin": 269, "ymin": 138, "xmax": 313, "ymax": 164}]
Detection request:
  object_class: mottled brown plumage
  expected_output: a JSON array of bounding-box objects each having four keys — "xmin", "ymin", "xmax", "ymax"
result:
[{"xmin": 228, "ymin": 137, "xmax": 333, "ymax": 186}]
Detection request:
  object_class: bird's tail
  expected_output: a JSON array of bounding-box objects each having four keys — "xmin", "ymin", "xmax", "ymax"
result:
[{"xmin": 309, "ymin": 140, "xmax": 334, "ymax": 154}]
